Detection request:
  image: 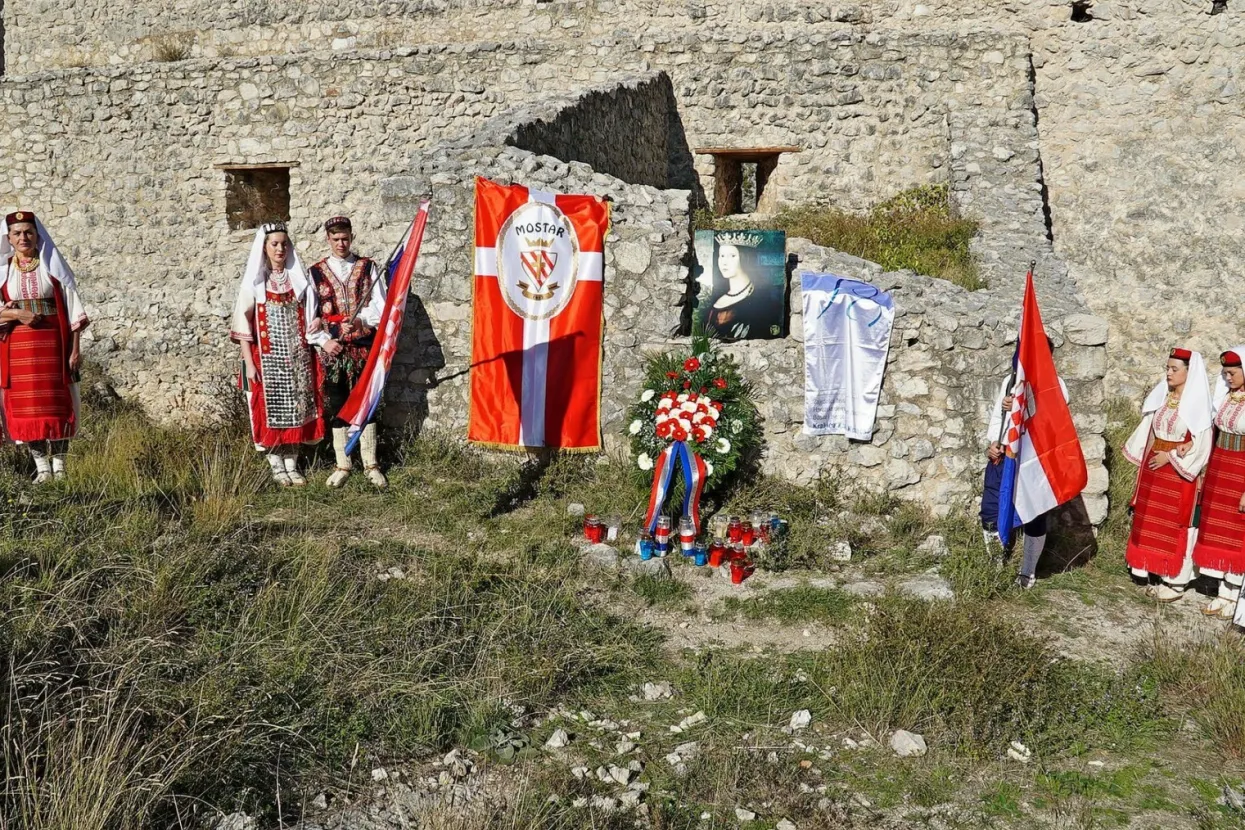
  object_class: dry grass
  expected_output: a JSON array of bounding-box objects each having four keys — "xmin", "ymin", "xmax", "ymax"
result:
[
  {"xmin": 150, "ymin": 34, "xmax": 193, "ymax": 63},
  {"xmin": 700, "ymin": 184, "xmax": 983, "ymax": 290}
]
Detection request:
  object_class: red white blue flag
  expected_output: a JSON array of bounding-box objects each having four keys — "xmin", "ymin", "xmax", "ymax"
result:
[
  {"xmin": 997, "ymin": 270, "xmax": 1088, "ymax": 544},
  {"xmin": 340, "ymin": 201, "xmax": 431, "ymax": 453}
]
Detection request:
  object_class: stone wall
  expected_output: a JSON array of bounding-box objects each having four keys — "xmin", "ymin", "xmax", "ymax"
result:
[
  {"xmin": 1033, "ymin": 14, "xmax": 1245, "ymax": 397},
  {"xmin": 0, "ymin": 44, "xmax": 573, "ymax": 415}
]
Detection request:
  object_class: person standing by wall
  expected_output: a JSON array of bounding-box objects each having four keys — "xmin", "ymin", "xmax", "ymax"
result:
[
  {"xmin": 1123, "ymin": 348, "xmax": 1214, "ymax": 602},
  {"xmin": 230, "ymin": 222, "xmax": 326, "ymax": 487},
  {"xmin": 0, "ymin": 211, "xmax": 90, "ymax": 483},
  {"xmin": 1192, "ymin": 348, "xmax": 1245, "ymax": 619},
  {"xmin": 307, "ymin": 216, "xmax": 389, "ymax": 489}
]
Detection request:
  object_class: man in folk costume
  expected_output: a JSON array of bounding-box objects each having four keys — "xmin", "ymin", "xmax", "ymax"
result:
[
  {"xmin": 980, "ymin": 335, "xmax": 1068, "ymax": 588},
  {"xmin": 230, "ymin": 222, "xmax": 327, "ymax": 486},
  {"xmin": 1192, "ymin": 347, "xmax": 1245, "ymax": 619},
  {"xmin": 307, "ymin": 215, "xmax": 388, "ymax": 488},
  {"xmin": 1124, "ymin": 347, "xmax": 1214, "ymax": 602},
  {"xmin": 0, "ymin": 211, "xmax": 90, "ymax": 483}
]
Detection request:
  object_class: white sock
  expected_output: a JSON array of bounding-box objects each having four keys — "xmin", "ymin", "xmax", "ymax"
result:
[
  {"xmin": 361, "ymin": 423, "xmax": 380, "ymax": 469},
  {"xmin": 332, "ymin": 427, "xmax": 351, "ymax": 470},
  {"xmin": 283, "ymin": 451, "xmax": 300, "ymax": 474},
  {"xmin": 30, "ymin": 445, "xmax": 51, "ymax": 475},
  {"xmin": 266, "ymin": 453, "xmax": 285, "ymax": 476}
]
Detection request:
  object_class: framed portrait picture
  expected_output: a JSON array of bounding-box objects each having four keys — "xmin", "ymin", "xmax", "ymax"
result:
[{"xmin": 692, "ymin": 230, "xmax": 788, "ymax": 341}]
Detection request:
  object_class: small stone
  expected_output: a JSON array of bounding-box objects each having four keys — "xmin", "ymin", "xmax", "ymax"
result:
[
  {"xmin": 992, "ymin": 146, "xmax": 1015, "ymax": 162},
  {"xmin": 608, "ymin": 764, "xmax": 633, "ymax": 786},
  {"xmin": 890, "ymin": 730, "xmax": 928, "ymax": 757},
  {"xmin": 571, "ymin": 765, "xmax": 589, "ymax": 779},
  {"xmin": 615, "ymin": 739, "xmax": 636, "ymax": 755},
  {"xmin": 777, "ymin": 820, "xmax": 798, "ymax": 830},
  {"xmin": 582, "ymin": 543, "xmax": 621, "ymax": 568},
  {"xmin": 843, "ymin": 580, "xmax": 885, "ymax": 597},
  {"xmin": 1007, "ymin": 740, "xmax": 1031, "ymax": 764},
  {"xmin": 626, "ymin": 556, "xmax": 672, "ymax": 579},
  {"xmin": 371, "ymin": 767, "xmax": 389, "ymax": 782},
  {"xmin": 916, "ymin": 535, "xmax": 949, "ymax": 559},
  {"xmin": 735, "ymin": 807, "xmax": 757, "ymax": 821},
  {"xmin": 830, "ymin": 541, "xmax": 852, "ymax": 563},
  {"xmin": 590, "ymin": 795, "xmax": 619, "ymax": 812},
  {"xmin": 545, "ymin": 729, "xmax": 571, "ymax": 749},
  {"xmin": 567, "ymin": 503, "xmax": 586, "ymax": 516},
  {"xmin": 643, "ymin": 681, "xmax": 674, "ymax": 701},
  {"xmin": 214, "ymin": 813, "xmax": 257, "ymax": 830},
  {"xmin": 897, "ymin": 572, "xmax": 954, "ymax": 601},
  {"xmin": 618, "ymin": 789, "xmax": 643, "ymax": 809},
  {"xmin": 311, "ymin": 793, "xmax": 328, "ymax": 811},
  {"xmin": 671, "ymin": 711, "xmax": 707, "ymax": 732},
  {"xmin": 789, "ymin": 710, "xmax": 812, "ymax": 731}
]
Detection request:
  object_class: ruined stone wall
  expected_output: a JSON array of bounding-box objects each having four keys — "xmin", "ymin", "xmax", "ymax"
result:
[
  {"xmin": 0, "ymin": 44, "xmax": 572, "ymax": 414},
  {"xmin": 1033, "ymin": 14, "xmax": 1245, "ymax": 398}
]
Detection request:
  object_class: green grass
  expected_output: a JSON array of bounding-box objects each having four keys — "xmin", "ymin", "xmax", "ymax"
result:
[
  {"xmin": 698, "ymin": 184, "xmax": 983, "ymax": 290},
  {"xmin": 719, "ymin": 585, "xmax": 857, "ymax": 624},
  {"xmin": 632, "ymin": 574, "xmax": 693, "ymax": 607}
]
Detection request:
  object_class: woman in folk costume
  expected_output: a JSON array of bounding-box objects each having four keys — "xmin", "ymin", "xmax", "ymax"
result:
[
  {"xmin": 1192, "ymin": 347, "xmax": 1245, "ymax": 619},
  {"xmin": 1123, "ymin": 347, "xmax": 1214, "ymax": 602},
  {"xmin": 229, "ymin": 222, "xmax": 327, "ymax": 486},
  {"xmin": 0, "ymin": 211, "xmax": 90, "ymax": 483}
]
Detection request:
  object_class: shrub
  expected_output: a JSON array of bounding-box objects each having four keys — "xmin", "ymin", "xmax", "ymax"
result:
[{"xmin": 700, "ymin": 184, "xmax": 982, "ymax": 290}]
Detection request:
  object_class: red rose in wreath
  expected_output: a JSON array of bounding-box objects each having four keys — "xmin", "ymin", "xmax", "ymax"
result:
[
  {"xmin": 713, "ymin": 378, "xmax": 727, "ymax": 389},
  {"xmin": 683, "ymin": 357, "xmax": 701, "ymax": 372},
  {"xmin": 711, "ymin": 401, "xmax": 724, "ymax": 411},
  {"xmin": 666, "ymin": 370, "xmax": 679, "ymax": 379},
  {"xmin": 692, "ymin": 427, "xmax": 707, "ymax": 443},
  {"xmin": 683, "ymin": 381, "xmax": 692, "ymax": 389},
  {"xmin": 656, "ymin": 421, "xmax": 673, "ymax": 438},
  {"xmin": 672, "ymin": 426, "xmax": 689, "ymax": 442}
]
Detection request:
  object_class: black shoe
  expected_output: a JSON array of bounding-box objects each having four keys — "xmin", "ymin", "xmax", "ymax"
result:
[{"xmin": 1016, "ymin": 574, "xmax": 1036, "ymax": 590}]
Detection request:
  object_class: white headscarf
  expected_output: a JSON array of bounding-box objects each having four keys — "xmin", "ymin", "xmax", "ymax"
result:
[
  {"xmin": 1142, "ymin": 349, "xmax": 1214, "ymax": 435},
  {"xmin": 239, "ymin": 223, "xmax": 309, "ymax": 301},
  {"xmin": 0, "ymin": 212, "xmax": 79, "ymax": 293},
  {"xmin": 1212, "ymin": 344, "xmax": 1245, "ymax": 411},
  {"xmin": 230, "ymin": 224, "xmax": 319, "ymax": 344}
]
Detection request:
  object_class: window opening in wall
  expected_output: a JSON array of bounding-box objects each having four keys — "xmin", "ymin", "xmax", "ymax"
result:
[
  {"xmin": 694, "ymin": 147, "xmax": 801, "ymax": 217},
  {"xmin": 1070, "ymin": 1, "xmax": 1093, "ymax": 21},
  {"xmin": 218, "ymin": 164, "xmax": 295, "ymax": 231}
]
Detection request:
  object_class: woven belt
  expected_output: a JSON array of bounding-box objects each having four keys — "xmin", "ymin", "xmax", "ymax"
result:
[
  {"xmin": 1151, "ymin": 437, "xmax": 1183, "ymax": 453},
  {"xmin": 1217, "ymin": 432, "xmax": 1245, "ymax": 452},
  {"xmin": 10, "ymin": 298, "xmax": 55, "ymax": 316}
]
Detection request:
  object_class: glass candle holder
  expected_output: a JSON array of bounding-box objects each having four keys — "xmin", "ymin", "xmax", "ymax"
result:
[
  {"xmin": 679, "ymin": 517, "xmax": 696, "ymax": 555},
  {"xmin": 693, "ymin": 544, "xmax": 709, "ymax": 566},
  {"xmin": 655, "ymin": 517, "xmax": 672, "ymax": 557},
  {"xmin": 606, "ymin": 515, "xmax": 622, "ymax": 542},
  {"xmin": 638, "ymin": 533, "xmax": 655, "ymax": 561},
  {"xmin": 727, "ymin": 516, "xmax": 743, "ymax": 543},
  {"xmin": 584, "ymin": 515, "xmax": 604, "ymax": 544},
  {"xmin": 740, "ymin": 521, "xmax": 756, "ymax": 547},
  {"xmin": 708, "ymin": 540, "xmax": 727, "ymax": 568}
]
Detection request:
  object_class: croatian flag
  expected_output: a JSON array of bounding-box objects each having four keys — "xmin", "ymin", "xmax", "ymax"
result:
[
  {"xmin": 339, "ymin": 201, "xmax": 431, "ymax": 453},
  {"xmin": 996, "ymin": 271, "xmax": 1088, "ymax": 545}
]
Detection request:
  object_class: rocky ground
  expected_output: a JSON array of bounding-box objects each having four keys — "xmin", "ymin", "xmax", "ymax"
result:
[{"xmin": 210, "ymin": 511, "xmax": 1245, "ymax": 830}]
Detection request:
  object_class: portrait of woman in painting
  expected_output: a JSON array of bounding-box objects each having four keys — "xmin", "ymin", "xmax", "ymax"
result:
[{"xmin": 694, "ymin": 230, "xmax": 787, "ymax": 341}]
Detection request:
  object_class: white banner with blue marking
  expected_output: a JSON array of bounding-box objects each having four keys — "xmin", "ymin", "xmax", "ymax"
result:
[{"xmin": 801, "ymin": 272, "xmax": 895, "ymax": 441}]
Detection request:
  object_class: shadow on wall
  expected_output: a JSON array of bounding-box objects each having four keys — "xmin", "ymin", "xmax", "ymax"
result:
[{"xmin": 382, "ymin": 295, "xmax": 445, "ymax": 439}]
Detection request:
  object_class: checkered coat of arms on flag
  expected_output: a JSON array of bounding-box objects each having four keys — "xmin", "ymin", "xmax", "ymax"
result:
[{"xmin": 468, "ymin": 177, "xmax": 610, "ymax": 451}]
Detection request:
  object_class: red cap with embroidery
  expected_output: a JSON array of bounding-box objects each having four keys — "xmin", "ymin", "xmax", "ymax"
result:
[
  {"xmin": 1222, "ymin": 350, "xmax": 1242, "ymax": 368},
  {"xmin": 1170, "ymin": 347, "xmax": 1193, "ymax": 362}
]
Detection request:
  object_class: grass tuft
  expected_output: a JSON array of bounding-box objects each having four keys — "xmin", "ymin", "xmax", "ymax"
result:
[
  {"xmin": 698, "ymin": 184, "xmax": 982, "ymax": 290},
  {"xmin": 719, "ymin": 585, "xmax": 857, "ymax": 625}
]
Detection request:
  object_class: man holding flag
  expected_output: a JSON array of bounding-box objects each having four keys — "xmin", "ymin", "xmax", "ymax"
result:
[
  {"xmin": 309, "ymin": 216, "xmax": 390, "ymax": 488},
  {"xmin": 980, "ymin": 269, "xmax": 1088, "ymax": 588}
]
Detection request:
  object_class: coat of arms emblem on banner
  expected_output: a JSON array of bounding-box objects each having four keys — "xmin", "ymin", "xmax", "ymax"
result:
[{"xmin": 496, "ymin": 202, "xmax": 581, "ymax": 322}]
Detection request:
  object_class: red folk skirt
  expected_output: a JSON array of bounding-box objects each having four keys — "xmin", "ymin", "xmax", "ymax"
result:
[
  {"xmin": 1192, "ymin": 433, "xmax": 1245, "ymax": 574},
  {"xmin": 2, "ymin": 320, "xmax": 76, "ymax": 442},
  {"xmin": 1126, "ymin": 437, "xmax": 1197, "ymax": 577},
  {"xmin": 245, "ymin": 340, "xmax": 324, "ymax": 450}
]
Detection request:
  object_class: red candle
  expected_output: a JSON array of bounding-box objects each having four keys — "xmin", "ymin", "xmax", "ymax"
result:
[
  {"xmin": 727, "ymin": 516, "xmax": 743, "ymax": 543},
  {"xmin": 730, "ymin": 558, "xmax": 755, "ymax": 584},
  {"xmin": 708, "ymin": 541, "xmax": 726, "ymax": 568},
  {"xmin": 584, "ymin": 515, "xmax": 604, "ymax": 543},
  {"xmin": 741, "ymin": 522, "xmax": 756, "ymax": 547}
]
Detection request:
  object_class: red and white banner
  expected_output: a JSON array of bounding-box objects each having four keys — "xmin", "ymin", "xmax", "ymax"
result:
[
  {"xmin": 468, "ymin": 177, "xmax": 609, "ymax": 450},
  {"xmin": 1007, "ymin": 272, "xmax": 1088, "ymax": 521}
]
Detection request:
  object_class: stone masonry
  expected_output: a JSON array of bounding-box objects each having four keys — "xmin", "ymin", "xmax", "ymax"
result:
[{"xmin": 11, "ymin": 0, "xmax": 1239, "ymax": 525}]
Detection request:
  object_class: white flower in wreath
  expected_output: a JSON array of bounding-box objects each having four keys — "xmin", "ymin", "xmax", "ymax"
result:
[
  {"xmin": 716, "ymin": 438, "xmax": 731, "ymax": 454},
  {"xmin": 730, "ymin": 420, "xmax": 742, "ymax": 435},
  {"xmin": 677, "ymin": 418, "xmax": 693, "ymax": 434},
  {"xmin": 641, "ymin": 389, "xmax": 656, "ymax": 403},
  {"xmin": 637, "ymin": 453, "xmax": 654, "ymax": 471},
  {"xmin": 628, "ymin": 419, "xmax": 643, "ymax": 435},
  {"xmin": 677, "ymin": 393, "xmax": 689, "ymax": 404},
  {"xmin": 704, "ymin": 460, "xmax": 714, "ymax": 477},
  {"xmin": 699, "ymin": 424, "xmax": 714, "ymax": 440}
]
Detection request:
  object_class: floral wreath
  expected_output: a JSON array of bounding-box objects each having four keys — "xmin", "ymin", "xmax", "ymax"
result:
[{"xmin": 626, "ymin": 343, "xmax": 761, "ymax": 492}]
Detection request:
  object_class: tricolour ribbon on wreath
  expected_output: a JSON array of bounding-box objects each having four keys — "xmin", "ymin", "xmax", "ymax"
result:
[{"xmin": 643, "ymin": 440, "xmax": 708, "ymax": 535}]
